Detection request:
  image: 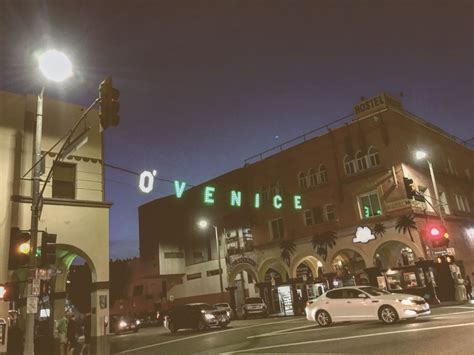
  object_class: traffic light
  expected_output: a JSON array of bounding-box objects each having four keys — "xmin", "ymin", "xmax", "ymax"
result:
[
  {"xmin": 0, "ymin": 282, "xmax": 19, "ymax": 302},
  {"xmin": 99, "ymin": 76, "xmax": 120, "ymax": 130},
  {"xmin": 9, "ymin": 227, "xmax": 31, "ymax": 269},
  {"xmin": 403, "ymin": 177, "xmax": 416, "ymax": 199},
  {"xmin": 40, "ymin": 232, "xmax": 57, "ymax": 267},
  {"xmin": 428, "ymin": 225, "xmax": 450, "ymax": 248}
]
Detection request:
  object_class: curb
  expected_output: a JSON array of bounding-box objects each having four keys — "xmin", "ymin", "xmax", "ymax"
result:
[{"xmin": 430, "ymin": 301, "xmax": 472, "ymax": 308}]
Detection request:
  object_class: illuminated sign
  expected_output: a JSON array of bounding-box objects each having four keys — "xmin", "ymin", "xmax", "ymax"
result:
[
  {"xmin": 353, "ymin": 226, "xmax": 376, "ymax": 244},
  {"xmin": 139, "ymin": 170, "xmax": 302, "ymax": 209}
]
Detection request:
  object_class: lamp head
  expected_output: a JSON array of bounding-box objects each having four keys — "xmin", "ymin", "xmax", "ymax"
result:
[
  {"xmin": 415, "ymin": 151, "xmax": 427, "ymax": 160},
  {"xmin": 198, "ymin": 220, "xmax": 209, "ymax": 229},
  {"xmin": 38, "ymin": 50, "xmax": 73, "ymax": 82}
]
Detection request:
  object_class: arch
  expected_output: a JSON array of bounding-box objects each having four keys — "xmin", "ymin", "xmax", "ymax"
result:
[
  {"xmin": 343, "ymin": 155, "xmax": 356, "ymax": 175},
  {"xmin": 368, "ymin": 146, "xmax": 380, "ymax": 167},
  {"xmin": 318, "ymin": 164, "xmax": 328, "ymax": 183},
  {"xmin": 373, "ymin": 240, "xmax": 421, "ymax": 269},
  {"xmin": 298, "ymin": 172, "xmax": 308, "ymax": 189},
  {"xmin": 330, "ymin": 248, "xmax": 367, "ymax": 275},
  {"xmin": 258, "ymin": 257, "xmax": 290, "ymax": 282},
  {"xmin": 55, "ymin": 243, "xmax": 97, "ymax": 282},
  {"xmin": 228, "ymin": 263, "xmax": 259, "ymax": 286},
  {"xmin": 289, "ymin": 252, "xmax": 325, "ymax": 278},
  {"xmin": 327, "ymin": 246, "xmax": 372, "ymax": 272},
  {"xmin": 308, "ymin": 168, "xmax": 317, "ymax": 186},
  {"xmin": 355, "ymin": 150, "xmax": 368, "ymax": 171}
]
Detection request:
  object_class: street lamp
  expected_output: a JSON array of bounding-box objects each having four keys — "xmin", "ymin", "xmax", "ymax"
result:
[
  {"xmin": 415, "ymin": 150, "xmax": 445, "ymax": 225},
  {"xmin": 24, "ymin": 49, "xmax": 73, "ymax": 355},
  {"xmin": 198, "ymin": 219, "xmax": 224, "ymax": 293}
]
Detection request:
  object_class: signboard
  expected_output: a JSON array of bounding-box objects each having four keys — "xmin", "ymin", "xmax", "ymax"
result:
[
  {"xmin": 26, "ymin": 296, "xmax": 38, "ymax": 314},
  {"xmin": 353, "ymin": 226, "xmax": 376, "ymax": 244},
  {"xmin": 377, "ymin": 276, "xmax": 387, "ymax": 290},
  {"xmin": 31, "ymin": 279, "xmax": 41, "ymax": 297},
  {"xmin": 446, "ymin": 248, "xmax": 455, "ymax": 256},
  {"xmin": 230, "ymin": 256, "xmax": 257, "ymax": 268},
  {"xmin": 353, "ymin": 93, "xmax": 402, "ymax": 118}
]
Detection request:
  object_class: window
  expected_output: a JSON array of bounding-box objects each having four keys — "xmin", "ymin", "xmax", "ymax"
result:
[
  {"xmin": 358, "ymin": 191, "xmax": 382, "ymax": 219},
  {"xmin": 298, "ymin": 172, "xmax": 308, "ymax": 189},
  {"xmin": 304, "ymin": 210, "xmax": 314, "ymax": 226},
  {"xmin": 186, "ymin": 272, "xmax": 202, "ymax": 281},
  {"xmin": 308, "ymin": 169, "xmax": 317, "ymax": 186},
  {"xmin": 318, "ymin": 165, "xmax": 328, "ymax": 184},
  {"xmin": 344, "ymin": 156, "xmax": 356, "ymax": 175},
  {"xmin": 356, "ymin": 151, "xmax": 368, "ymax": 171},
  {"xmin": 270, "ymin": 184, "xmax": 280, "ymax": 196},
  {"xmin": 206, "ymin": 269, "xmax": 222, "ymax": 277},
  {"xmin": 324, "ymin": 204, "xmax": 336, "ymax": 221},
  {"xmin": 455, "ymin": 194, "xmax": 471, "ymax": 212},
  {"xmin": 368, "ymin": 147, "xmax": 380, "ymax": 167},
  {"xmin": 344, "ymin": 288, "xmax": 365, "ymax": 298},
  {"xmin": 438, "ymin": 192, "xmax": 450, "ymax": 214},
  {"xmin": 447, "ymin": 159, "xmax": 456, "ymax": 175},
  {"xmin": 52, "ymin": 162, "xmax": 76, "ymax": 199},
  {"xmin": 418, "ymin": 186, "xmax": 434, "ymax": 212},
  {"xmin": 164, "ymin": 252, "xmax": 184, "ymax": 258},
  {"xmin": 326, "ymin": 289, "xmax": 344, "ymax": 299},
  {"xmin": 313, "ymin": 206, "xmax": 324, "ymax": 224},
  {"xmin": 269, "ymin": 218, "xmax": 284, "ymax": 240}
]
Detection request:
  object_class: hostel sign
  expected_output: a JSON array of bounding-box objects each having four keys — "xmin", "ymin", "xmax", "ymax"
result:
[{"xmin": 139, "ymin": 170, "xmax": 303, "ymax": 210}]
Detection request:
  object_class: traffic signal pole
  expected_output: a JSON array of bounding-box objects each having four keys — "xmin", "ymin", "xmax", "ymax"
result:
[
  {"xmin": 24, "ymin": 87, "xmax": 44, "ymax": 355},
  {"xmin": 426, "ymin": 159, "xmax": 445, "ymax": 225}
]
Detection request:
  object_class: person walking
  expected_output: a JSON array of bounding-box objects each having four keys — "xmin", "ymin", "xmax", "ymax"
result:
[
  {"xmin": 465, "ymin": 276, "xmax": 472, "ymax": 300},
  {"xmin": 67, "ymin": 313, "xmax": 78, "ymax": 355},
  {"xmin": 80, "ymin": 313, "xmax": 92, "ymax": 355},
  {"xmin": 57, "ymin": 314, "xmax": 69, "ymax": 355}
]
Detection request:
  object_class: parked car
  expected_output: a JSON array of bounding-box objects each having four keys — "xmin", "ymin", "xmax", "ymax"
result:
[
  {"xmin": 305, "ymin": 286, "xmax": 430, "ymax": 327},
  {"xmin": 242, "ymin": 297, "xmax": 268, "ymax": 319},
  {"xmin": 138, "ymin": 314, "xmax": 160, "ymax": 327},
  {"xmin": 214, "ymin": 302, "xmax": 234, "ymax": 319},
  {"xmin": 164, "ymin": 303, "xmax": 230, "ymax": 333},
  {"xmin": 110, "ymin": 315, "xmax": 140, "ymax": 335}
]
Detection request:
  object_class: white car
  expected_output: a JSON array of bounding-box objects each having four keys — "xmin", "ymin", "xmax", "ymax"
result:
[
  {"xmin": 305, "ymin": 286, "xmax": 430, "ymax": 326},
  {"xmin": 242, "ymin": 297, "xmax": 268, "ymax": 319},
  {"xmin": 214, "ymin": 303, "xmax": 234, "ymax": 319}
]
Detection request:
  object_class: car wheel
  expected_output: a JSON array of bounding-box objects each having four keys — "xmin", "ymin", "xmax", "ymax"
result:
[
  {"xmin": 379, "ymin": 305, "xmax": 399, "ymax": 324},
  {"xmin": 169, "ymin": 322, "xmax": 178, "ymax": 333},
  {"xmin": 316, "ymin": 310, "xmax": 332, "ymax": 327}
]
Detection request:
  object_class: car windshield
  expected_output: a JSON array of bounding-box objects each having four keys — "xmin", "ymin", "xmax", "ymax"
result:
[
  {"xmin": 359, "ymin": 286, "xmax": 391, "ymax": 296},
  {"xmin": 245, "ymin": 297, "xmax": 263, "ymax": 304},
  {"xmin": 214, "ymin": 303, "xmax": 228, "ymax": 308},
  {"xmin": 197, "ymin": 304, "xmax": 215, "ymax": 310}
]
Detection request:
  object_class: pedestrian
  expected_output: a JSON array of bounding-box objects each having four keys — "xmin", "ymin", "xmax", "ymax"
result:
[
  {"xmin": 465, "ymin": 276, "xmax": 472, "ymax": 300},
  {"xmin": 7, "ymin": 323, "xmax": 24, "ymax": 355},
  {"xmin": 57, "ymin": 313, "xmax": 69, "ymax": 355},
  {"xmin": 80, "ymin": 313, "xmax": 92, "ymax": 355},
  {"xmin": 67, "ymin": 313, "xmax": 78, "ymax": 355}
]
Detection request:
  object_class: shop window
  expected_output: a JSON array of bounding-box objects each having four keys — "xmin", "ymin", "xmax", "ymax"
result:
[
  {"xmin": 308, "ymin": 169, "xmax": 317, "ymax": 186},
  {"xmin": 368, "ymin": 146, "xmax": 380, "ymax": 167},
  {"xmin": 324, "ymin": 204, "xmax": 336, "ymax": 221},
  {"xmin": 438, "ymin": 192, "xmax": 450, "ymax": 214},
  {"xmin": 344, "ymin": 156, "xmax": 356, "ymax": 175},
  {"xmin": 52, "ymin": 162, "xmax": 76, "ymax": 199},
  {"xmin": 298, "ymin": 172, "xmax": 308, "ymax": 189},
  {"xmin": 313, "ymin": 206, "xmax": 324, "ymax": 224},
  {"xmin": 455, "ymin": 194, "xmax": 471, "ymax": 212},
  {"xmin": 358, "ymin": 191, "xmax": 382, "ymax": 219},
  {"xmin": 318, "ymin": 164, "xmax": 328, "ymax": 183},
  {"xmin": 186, "ymin": 272, "xmax": 202, "ymax": 281},
  {"xmin": 269, "ymin": 218, "xmax": 284, "ymax": 240},
  {"xmin": 304, "ymin": 210, "xmax": 314, "ymax": 226},
  {"xmin": 356, "ymin": 151, "xmax": 368, "ymax": 171}
]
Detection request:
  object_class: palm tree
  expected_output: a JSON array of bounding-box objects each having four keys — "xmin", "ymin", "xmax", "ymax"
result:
[
  {"xmin": 280, "ymin": 239, "xmax": 296, "ymax": 266},
  {"xmin": 311, "ymin": 231, "xmax": 337, "ymax": 261},
  {"xmin": 395, "ymin": 214, "xmax": 417, "ymax": 242},
  {"xmin": 373, "ymin": 222, "xmax": 386, "ymax": 239}
]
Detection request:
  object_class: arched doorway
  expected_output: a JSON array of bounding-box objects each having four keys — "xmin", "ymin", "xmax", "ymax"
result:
[
  {"xmin": 331, "ymin": 249, "xmax": 367, "ymax": 285},
  {"xmin": 227, "ymin": 263, "xmax": 259, "ymax": 315},
  {"xmin": 374, "ymin": 241, "xmax": 418, "ymax": 269}
]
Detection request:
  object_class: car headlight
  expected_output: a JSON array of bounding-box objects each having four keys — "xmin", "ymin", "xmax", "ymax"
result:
[
  {"xmin": 396, "ymin": 299, "xmax": 415, "ymax": 306},
  {"xmin": 119, "ymin": 321, "xmax": 127, "ymax": 328},
  {"xmin": 204, "ymin": 313, "xmax": 215, "ymax": 320},
  {"xmin": 136, "ymin": 320, "xmax": 140, "ymax": 325},
  {"xmin": 226, "ymin": 310, "xmax": 231, "ymax": 317}
]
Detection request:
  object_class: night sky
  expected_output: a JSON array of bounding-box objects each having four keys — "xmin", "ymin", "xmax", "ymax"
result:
[{"xmin": 2, "ymin": 1, "xmax": 472, "ymax": 259}]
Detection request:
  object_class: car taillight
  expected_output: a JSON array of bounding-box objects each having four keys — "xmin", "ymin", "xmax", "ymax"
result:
[{"xmin": 306, "ymin": 301, "xmax": 313, "ymax": 306}]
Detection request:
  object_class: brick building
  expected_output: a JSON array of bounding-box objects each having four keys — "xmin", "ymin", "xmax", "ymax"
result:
[{"xmin": 139, "ymin": 93, "xmax": 474, "ymax": 314}]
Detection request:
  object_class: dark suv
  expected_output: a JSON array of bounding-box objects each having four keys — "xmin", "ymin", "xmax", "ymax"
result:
[{"xmin": 164, "ymin": 303, "xmax": 230, "ymax": 333}]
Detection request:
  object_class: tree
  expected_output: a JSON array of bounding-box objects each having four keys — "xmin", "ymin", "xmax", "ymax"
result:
[
  {"xmin": 280, "ymin": 239, "xmax": 296, "ymax": 266},
  {"xmin": 395, "ymin": 214, "xmax": 417, "ymax": 242},
  {"xmin": 373, "ymin": 222, "xmax": 386, "ymax": 238},
  {"xmin": 311, "ymin": 231, "xmax": 337, "ymax": 261}
]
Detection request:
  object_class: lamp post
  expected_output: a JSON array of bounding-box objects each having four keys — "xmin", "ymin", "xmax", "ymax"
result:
[
  {"xmin": 415, "ymin": 150, "xmax": 445, "ymax": 225},
  {"xmin": 198, "ymin": 220, "xmax": 224, "ymax": 293},
  {"xmin": 24, "ymin": 50, "xmax": 72, "ymax": 355}
]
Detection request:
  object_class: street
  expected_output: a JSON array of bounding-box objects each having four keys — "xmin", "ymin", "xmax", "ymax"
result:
[{"xmin": 110, "ymin": 304, "xmax": 474, "ymax": 354}]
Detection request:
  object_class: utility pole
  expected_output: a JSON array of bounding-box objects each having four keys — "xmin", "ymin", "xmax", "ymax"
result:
[{"xmin": 24, "ymin": 88, "xmax": 44, "ymax": 355}]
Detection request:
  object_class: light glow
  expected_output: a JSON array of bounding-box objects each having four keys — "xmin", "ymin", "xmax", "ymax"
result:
[
  {"xmin": 415, "ymin": 151, "xmax": 427, "ymax": 160},
  {"xmin": 430, "ymin": 227, "xmax": 440, "ymax": 236},
  {"xmin": 204, "ymin": 186, "xmax": 215, "ymax": 204},
  {"xmin": 38, "ymin": 50, "xmax": 73, "ymax": 82},
  {"xmin": 294, "ymin": 195, "xmax": 302, "ymax": 209},
  {"xmin": 18, "ymin": 242, "xmax": 31, "ymax": 254},
  {"xmin": 230, "ymin": 190, "xmax": 242, "ymax": 207},
  {"xmin": 198, "ymin": 220, "xmax": 209, "ymax": 229},
  {"xmin": 139, "ymin": 170, "xmax": 156, "ymax": 193},
  {"xmin": 273, "ymin": 195, "xmax": 282, "ymax": 209},
  {"xmin": 254, "ymin": 193, "xmax": 260, "ymax": 208},
  {"xmin": 174, "ymin": 180, "xmax": 186, "ymax": 198}
]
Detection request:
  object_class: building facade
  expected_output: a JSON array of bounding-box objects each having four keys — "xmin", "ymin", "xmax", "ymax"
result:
[
  {"xmin": 139, "ymin": 93, "xmax": 474, "ymax": 315},
  {"xmin": 0, "ymin": 91, "xmax": 110, "ymax": 353}
]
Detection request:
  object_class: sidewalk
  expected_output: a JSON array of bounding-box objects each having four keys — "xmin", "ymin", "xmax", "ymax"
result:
[{"xmin": 431, "ymin": 300, "xmax": 473, "ymax": 308}]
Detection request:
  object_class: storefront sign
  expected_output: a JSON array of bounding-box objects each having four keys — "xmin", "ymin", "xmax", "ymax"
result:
[
  {"xmin": 353, "ymin": 226, "xmax": 376, "ymax": 244},
  {"xmin": 353, "ymin": 93, "xmax": 402, "ymax": 118},
  {"xmin": 230, "ymin": 256, "xmax": 257, "ymax": 268},
  {"xmin": 139, "ymin": 171, "xmax": 303, "ymax": 210}
]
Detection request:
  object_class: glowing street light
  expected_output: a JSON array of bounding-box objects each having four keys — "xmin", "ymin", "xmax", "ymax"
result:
[
  {"xmin": 38, "ymin": 49, "xmax": 73, "ymax": 82},
  {"xmin": 198, "ymin": 219, "xmax": 224, "ymax": 293},
  {"xmin": 415, "ymin": 150, "xmax": 427, "ymax": 160}
]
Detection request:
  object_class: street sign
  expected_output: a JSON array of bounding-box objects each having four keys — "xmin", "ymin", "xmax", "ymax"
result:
[
  {"xmin": 31, "ymin": 279, "xmax": 41, "ymax": 296},
  {"xmin": 446, "ymin": 247, "xmax": 455, "ymax": 256},
  {"xmin": 26, "ymin": 296, "xmax": 38, "ymax": 314}
]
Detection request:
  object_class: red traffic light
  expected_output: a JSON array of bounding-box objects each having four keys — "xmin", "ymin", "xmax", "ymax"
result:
[
  {"xmin": 0, "ymin": 284, "xmax": 6, "ymax": 299},
  {"xmin": 429, "ymin": 227, "xmax": 441, "ymax": 237},
  {"xmin": 427, "ymin": 224, "xmax": 449, "ymax": 248}
]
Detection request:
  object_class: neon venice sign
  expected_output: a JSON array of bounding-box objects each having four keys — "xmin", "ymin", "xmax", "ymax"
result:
[{"xmin": 138, "ymin": 170, "xmax": 303, "ymax": 210}]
